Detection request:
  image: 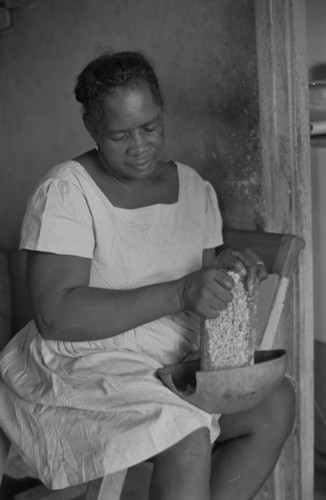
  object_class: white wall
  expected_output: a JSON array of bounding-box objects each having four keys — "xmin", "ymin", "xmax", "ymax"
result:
[
  {"xmin": 0, "ymin": 0, "xmax": 259, "ymax": 250},
  {"xmin": 306, "ymin": 0, "xmax": 326, "ymax": 343},
  {"xmin": 311, "ymin": 147, "xmax": 326, "ymax": 343},
  {"xmin": 306, "ymin": 0, "xmax": 326, "ymax": 454},
  {"xmin": 306, "ymin": 0, "xmax": 326, "ymax": 81}
]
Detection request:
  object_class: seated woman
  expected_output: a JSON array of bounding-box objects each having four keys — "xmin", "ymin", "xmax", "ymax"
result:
[{"xmin": 0, "ymin": 51, "xmax": 295, "ymax": 500}]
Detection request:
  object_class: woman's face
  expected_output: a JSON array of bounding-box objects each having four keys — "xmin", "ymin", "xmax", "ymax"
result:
[{"xmin": 91, "ymin": 84, "xmax": 164, "ymax": 182}]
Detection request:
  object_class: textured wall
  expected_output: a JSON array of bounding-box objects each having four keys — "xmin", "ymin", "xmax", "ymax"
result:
[{"xmin": 0, "ymin": 0, "xmax": 259, "ymax": 248}]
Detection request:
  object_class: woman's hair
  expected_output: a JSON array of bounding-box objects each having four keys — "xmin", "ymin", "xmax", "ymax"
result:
[{"xmin": 75, "ymin": 51, "xmax": 164, "ymax": 124}]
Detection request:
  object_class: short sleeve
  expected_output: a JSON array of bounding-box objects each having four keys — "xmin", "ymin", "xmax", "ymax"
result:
[
  {"xmin": 19, "ymin": 178, "xmax": 95, "ymax": 258},
  {"xmin": 203, "ymin": 181, "xmax": 223, "ymax": 249}
]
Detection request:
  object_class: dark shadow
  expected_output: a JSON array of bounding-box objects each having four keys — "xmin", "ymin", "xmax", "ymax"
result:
[{"xmin": 310, "ymin": 64, "xmax": 326, "ymax": 82}]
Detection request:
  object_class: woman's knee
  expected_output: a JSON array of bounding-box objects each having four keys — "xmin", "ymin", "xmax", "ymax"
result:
[
  {"xmin": 153, "ymin": 427, "xmax": 211, "ymax": 470},
  {"xmin": 274, "ymin": 377, "xmax": 295, "ymax": 429},
  {"xmin": 261, "ymin": 377, "xmax": 296, "ymax": 444}
]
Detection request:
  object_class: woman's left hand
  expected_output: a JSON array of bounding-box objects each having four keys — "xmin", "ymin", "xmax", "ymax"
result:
[{"xmin": 214, "ymin": 247, "xmax": 268, "ymax": 291}]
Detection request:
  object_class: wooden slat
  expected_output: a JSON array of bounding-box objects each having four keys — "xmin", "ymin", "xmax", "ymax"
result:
[
  {"xmin": 272, "ymin": 236, "xmax": 305, "ymax": 278},
  {"xmin": 260, "ymin": 276, "xmax": 290, "ymax": 350},
  {"xmin": 85, "ymin": 471, "xmax": 127, "ymax": 500},
  {"xmin": 255, "ymin": 274, "xmax": 280, "ymax": 346},
  {"xmin": 15, "ymin": 482, "xmax": 87, "ymax": 500}
]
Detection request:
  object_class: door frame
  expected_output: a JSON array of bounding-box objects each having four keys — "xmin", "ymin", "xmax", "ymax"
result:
[{"xmin": 255, "ymin": 1, "xmax": 314, "ymax": 498}]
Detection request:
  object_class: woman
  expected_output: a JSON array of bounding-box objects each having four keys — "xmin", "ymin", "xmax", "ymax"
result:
[{"xmin": 0, "ymin": 51, "xmax": 294, "ymax": 500}]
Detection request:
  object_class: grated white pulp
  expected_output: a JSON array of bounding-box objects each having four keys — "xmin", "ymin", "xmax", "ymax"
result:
[{"xmin": 200, "ymin": 271, "xmax": 256, "ymax": 371}]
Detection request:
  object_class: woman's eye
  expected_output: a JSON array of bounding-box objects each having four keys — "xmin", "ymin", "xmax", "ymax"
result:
[
  {"xmin": 143, "ymin": 124, "xmax": 157, "ymax": 133},
  {"xmin": 109, "ymin": 133, "xmax": 127, "ymax": 142}
]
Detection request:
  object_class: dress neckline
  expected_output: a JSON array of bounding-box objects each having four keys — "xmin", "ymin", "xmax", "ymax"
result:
[{"xmin": 69, "ymin": 160, "xmax": 181, "ymax": 212}]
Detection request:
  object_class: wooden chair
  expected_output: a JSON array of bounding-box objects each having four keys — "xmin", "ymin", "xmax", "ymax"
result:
[{"xmin": 0, "ymin": 229, "xmax": 304, "ymax": 500}]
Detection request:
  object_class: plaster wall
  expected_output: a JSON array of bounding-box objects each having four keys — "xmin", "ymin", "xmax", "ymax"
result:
[{"xmin": 0, "ymin": 0, "xmax": 259, "ymax": 249}]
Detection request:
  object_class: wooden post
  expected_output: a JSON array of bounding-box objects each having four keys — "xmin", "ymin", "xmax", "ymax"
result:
[{"xmin": 254, "ymin": 1, "xmax": 314, "ymax": 499}]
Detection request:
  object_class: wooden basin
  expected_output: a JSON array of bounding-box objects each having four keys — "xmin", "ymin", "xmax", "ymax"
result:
[{"xmin": 156, "ymin": 349, "xmax": 287, "ymax": 414}]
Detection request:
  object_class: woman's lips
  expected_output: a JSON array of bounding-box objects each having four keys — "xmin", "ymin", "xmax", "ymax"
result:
[{"xmin": 126, "ymin": 156, "xmax": 154, "ymax": 169}]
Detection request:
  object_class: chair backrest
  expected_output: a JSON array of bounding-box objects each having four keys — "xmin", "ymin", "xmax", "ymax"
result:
[
  {"xmin": 8, "ymin": 250, "xmax": 32, "ymax": 334},
  {"xmin": 223, "ymin": 229, "xmax": 305, "ymax": 348},
  {"xmin": 0, "ymin": 249, "xmax": 31, "ymax": 353},
  {"xmin": 0, "ymin": 249, "xmax": 13, "ymax": 352},
  {"xmin": 223, "ymin": 229, "xmax": 304, "ymax": 277}
]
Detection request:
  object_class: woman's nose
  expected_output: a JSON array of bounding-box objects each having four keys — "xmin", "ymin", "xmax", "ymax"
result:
[{"xmin": 128, "ymin": 130, "xmax": 148, "ymax": 155}]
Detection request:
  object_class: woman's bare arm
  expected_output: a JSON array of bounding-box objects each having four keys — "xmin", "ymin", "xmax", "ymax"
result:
[
  {"xmin": 26, "ymin": 249, "xmax": 234, "ymax": 342},
  {"xmin": 26, "ymin": 251, "xmax": 183, "ymax": 341}
]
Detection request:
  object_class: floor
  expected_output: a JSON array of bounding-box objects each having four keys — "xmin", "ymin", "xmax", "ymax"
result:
[
  {"xmin": 315, "ymin": 450, "xmax": 326, "ymax": 500},
  {"xmin": 1, "ymin": 454, "xmax": 325, "ymax": 499},
  {"xmin": 0, "ymin": 463, "xmax": 152, "ymax": 500}
]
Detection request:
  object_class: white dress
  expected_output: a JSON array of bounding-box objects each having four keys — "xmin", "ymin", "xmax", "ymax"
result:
[{"xmin": 0, "ymin": 161, "xmax": 223, "ymax": 489}]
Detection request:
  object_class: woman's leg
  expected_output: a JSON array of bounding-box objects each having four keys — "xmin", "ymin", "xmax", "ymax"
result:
[
  {"xmin": 210, "ymin": 378, "xmax": 295, "ymax": 500},
  {"xmin": 149, "ymin": 427, "xmax": 211, "ymax": 500}
]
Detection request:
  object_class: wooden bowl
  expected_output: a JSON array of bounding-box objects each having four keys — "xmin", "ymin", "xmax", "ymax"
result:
[{"xmin": 156, "ymin": 349, "xmax": 287, "ymax": 414}]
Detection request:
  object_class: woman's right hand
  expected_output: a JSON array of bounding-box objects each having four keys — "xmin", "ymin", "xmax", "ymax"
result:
[{"xmin": 178, "ymin": 268, "xmax": 235, "ymax": 318}]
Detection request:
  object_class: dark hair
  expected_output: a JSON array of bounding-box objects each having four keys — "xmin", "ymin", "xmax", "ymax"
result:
[{"xmin": 74, "ymin": 51, "xmax": 164, "ymax": 124}]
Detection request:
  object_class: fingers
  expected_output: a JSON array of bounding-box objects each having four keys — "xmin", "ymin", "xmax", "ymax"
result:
[
  {"xmin": 235, "ymin": 248, "xmax": 259, "ymax": 291},
  {"xmin": 180, "ymin": 268, "xmax": 235, "ymax": 319},
  {"xmin": 212, "ymin": 268, "xmax": 234, "ymax": 291},
  {"xmin": 214, "ymin": 250, "xmax": 246, "ymax": 276},
  {"xmin": 256, "ymin": 261, "xmax": 268, "ymax": 281},
  {"xmin": 203, "ymin": 269, "xmax": 234, "ymax": 317},
  {"xmin": 214, "ymin": 247, "xmax": 268, "ymax": 290}
]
